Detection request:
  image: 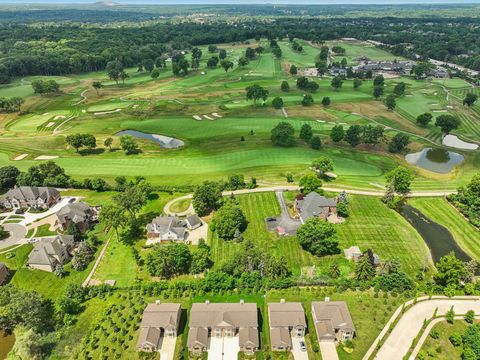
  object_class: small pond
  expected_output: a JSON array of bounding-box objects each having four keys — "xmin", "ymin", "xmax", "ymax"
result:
[
  {"xmin": 405, "ymin": 148, "xmax": 464, "ymax": 174},
  {"xmin": 0, "ymin": 330, "xmax": 15, "ymax": 359},
  {"xmin": 116, "ymin": 130, "xmax": 184, "ymax": 149},
  {"xmin": 400, "ymin": 205, "xmax": 471, "ymax": 264},
  {"xmin": 442, "ymin": 134, "xmax": 479, "ymax": 150}
]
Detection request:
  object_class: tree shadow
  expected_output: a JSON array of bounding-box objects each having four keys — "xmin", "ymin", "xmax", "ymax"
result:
[{"xmin": 79, "ymin": 148, "xmax": 105, "ymax": 156}]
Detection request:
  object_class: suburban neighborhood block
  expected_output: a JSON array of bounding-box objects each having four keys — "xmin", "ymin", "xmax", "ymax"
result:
[
  {"xmin": 312, "ymin": 300, "xmax": 355, "ymax": 342},
  {"xmin": 268, "ymin": 300, "xmax": 307, "ymax": 351}
]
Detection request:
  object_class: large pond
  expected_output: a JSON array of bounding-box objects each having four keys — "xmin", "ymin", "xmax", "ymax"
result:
[
  {"xmin": 116, "ymin": 130, "xmax": 184, "ymax": 149},
  {"xmin": 400, "ymin": 205, "xmax": 471, "ymax": 264},
  {"xmin": 0, "ymin": 330, "xmax": 15, "ymax": 359},
  {"xmin": 442, "ymin": 134, "xmax": 479, "ymax": 150},
  {"xmin": 405, "ymin": 148, "xmax": 464, "ymax": 174}
]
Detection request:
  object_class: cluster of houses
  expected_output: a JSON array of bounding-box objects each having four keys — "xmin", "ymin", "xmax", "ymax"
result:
[
  {"xmin": 137, "ymin": 299, "xmax": 355, "ymax": 356},
  {"xmin": 354, "ymin": 60, "xmax": 415, "ymax": 75}
]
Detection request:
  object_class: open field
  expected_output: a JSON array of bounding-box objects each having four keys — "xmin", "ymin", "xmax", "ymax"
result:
[{"xmin": 420, "ymin": 320, "xmax": 473, "ymax": 359}]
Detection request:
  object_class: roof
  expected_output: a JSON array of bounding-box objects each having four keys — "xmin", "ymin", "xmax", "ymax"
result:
[
  {"xmin": 187, "ymin": 326, "xmax": 209, "ymax": 349},
  {"xmin": 239, "ymin": 327, "xmax": 259, "ymax": 348},
  {"xmin": 2, "ymin": 186, "xmax": 59, "ymax": 202},
  {"xmin": 344, "ymin": 246, "xmax": 362, "ymax": 259},
  {"xmin": 140, "ymin": 303, "xmax": 181, "ymax": 329},
  {"xmin": 146, "ymin": 216, "xmax": 186, "ymax": 238},
  {"xmin": 56, "ymin": 202, "xmax": 92, "ymax": 225},
  {"xmin": 189, "ymin": 302, "xmax": 258, "ymax": 329},
  {"xmin": 296, "ymin": 192, "xmax": 337, "ymax": 222},
  {"xmin": 312, "ymin": 301, "xmax": 355, "ymax": 339},
  {"xmin": 137, "ymin": 327, "xmax": 162, "ymax": 349},
  {"xmin": 27, "ymin": 235, "xmax": 74, "ymax": 267},
  {"xmin": 268, "ymin": 302, "xmax": 306, "ymax": 328},
  {"xmin": 186, "ymin": 215, "xmax": 202, "ymax": 227},
  {"xmin": 270, "ymin": 327, "xmax": 292, "ymax": 348}
]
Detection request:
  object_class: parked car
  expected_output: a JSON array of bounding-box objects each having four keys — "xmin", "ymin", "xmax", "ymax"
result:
[
  {"xmin": 27, "ymin": 238, "xmax": 38, "ymax": 244},
  {"xmin": 299, "ymin": 341, "xmax": 307, "ymax": 352}
]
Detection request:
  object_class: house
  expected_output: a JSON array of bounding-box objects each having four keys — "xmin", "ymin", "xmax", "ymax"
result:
[
  {"xmin": 329, "ymin": 67, "xmax": 347, "ymax": 77},
  {"xmin": 312, "ymin": 300, "xmax": 355, "ymax": 343},
  {"xmin": 27, "ymin": 235, "xmax": 75, "ymax": 272},
  {"xmin": 432, "ymin": 68, "xmax": 449, "ymax": 78},
  {"xmin": 0, "ymin": 263, "xmax": 9, "ymax": 285},
  {"xmin": 268, "ymin": 300, "xmax": 307, "ymax": 351},
  {"xmin": 295, "ymin": 192, "xmax": 337, "ymax": 223},
  {"xmin": 146, "ymin": 216, "xmax": 187, "ymax": 243},
  {"xmin": 137, "ymin": 302, "xmax": 182, "ymax": 352},
  {"xmin": 185, "ymin": 214, "xmax": 202, "ymax": 230},
  {"xmin": 344, "ymin": 246, "xmax": 381, "ymax": 266},
  {"xmin": 55, "ymin": 202, "xmax": 98, "ymax": 233},
  {"xmin": 187, "ymin": 301, "xmax": 259, "ymax": 355},
  {"xmin": 1, "ymin": 186, "xmax": 60, "ymax": 210}
]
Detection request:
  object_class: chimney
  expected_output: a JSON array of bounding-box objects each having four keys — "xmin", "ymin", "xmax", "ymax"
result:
[
  {"xmin": 325, "ymin": 297, "xmax": 330, "ymax": 302},
  {"xmin": 155, "ymin": 300, "xmax": 160, "ymax": 305},
  {"xmin": 205, "ymin": 300, "xmax": 210, "ymax": 304},
  {"xmin": 280, "ymin": 299, "xmax": 285, "ymax": 304},
  {"xmin": 240, "ymin": 299, "xmax": 244, "ymax": 304}
]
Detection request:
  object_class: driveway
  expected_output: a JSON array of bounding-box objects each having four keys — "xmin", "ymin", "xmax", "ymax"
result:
[
  {"xmin": 291, "ymin": 336, "xmax": 309, "ymax": 360},
  {"xmin": 273, "ymin": 191, "xmax": 301, "ymax": 235},
  {"xmin": 19, "ymin": 196, "xmax": 76, "ymax": 226},
  {"xmin": 187, "ymin": 223, "xmax": 208, "ymax": 246},
  {"xmin": 159, "ymin": 336, "xmax": 177, "ymax": 360},
  {"xmin": 319, "ymin": 341, "xmax": 339, "ymax": 360},
  {"xmin": 207, "ymin": 337, "xmax": 239, "ymax": 360},
  {"xmin": 374, "ymin": 297, "xmax": 480, "ymax": 360},
  {"xmin": 0, "ymin": 223, "xmax": 27, "ymax": 250}
]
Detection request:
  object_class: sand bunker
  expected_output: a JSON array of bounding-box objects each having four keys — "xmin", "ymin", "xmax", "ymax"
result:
[
  {"xmin": 211, "ymin": 113, "xmax": 222, "ymax": 118},
  {"xmin": 82, "ymin": 110, "xmax": 86, "ymax": 113},
  {"xmin": 433, "ymin": 110, "xmax": 448, "ymax": 113},
  {"xmin": 45, "ymin": 122, "xmax": 55, "ymax": 128},
  {"xmin": 54, "ymin": 115, "xmax": 66, "ymax": 120},
  {"xmin": 35, "ymin": 155, "xmax": 59, "ymax": 160},
  {"xmin": 192, "ymin": 115, "xmax": 203, "ymax": 121},
  {"xmin": 203, "ymin": 115, "xmax": 214, "ymax": 120},
  {"xmin": 42, "ymin": 113, "xmax": 49, "ymax": 116},
  {"xmin": 132, "ymin": 104, "xmax": 139, "ymax": 109},
  {"xmin": 14, "ymin": 154, "xmax": 28, "ymax": 161},
  {"xmin": 316, "ymin": 120, "xmax": 326, "ymax": 123}
]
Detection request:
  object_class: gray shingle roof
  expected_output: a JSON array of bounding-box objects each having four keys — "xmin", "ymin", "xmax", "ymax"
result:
[
  {"xmin": 27, "ymin": 235, "xmax": 74, "ymax": 268},
  {"xmin": 146, "ymin": 216, "xmax": 186, "ymax": 239},
  {"xmin": 3, "ymin": 186, "xmax": 59, "ymax": 203},
  {"xmin": 296, "ymin": 192, "xmax": 337, "ymax": 222},
  {"xmin": 312, "ymin": 301, "xmax": 355, "ymax": 340}
]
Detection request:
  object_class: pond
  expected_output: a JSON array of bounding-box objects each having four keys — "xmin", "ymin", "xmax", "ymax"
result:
[
  {"xmin": 0, "ymin": 330, "xmax": 15, "ymax": 359},
  {"xmin": 400, "ymin": 205, "xmax": 471, "ymax": 264},
  {"xmin": 405, "ymin": 148, "xmax": 464, "ymax": 174},
  {"xmin": 442, "ymin": 134, "xmax": 479, "ymax": 150},
  {"xmin": 116, "ymin": 130, "xmax": 184, "ymax": 149}
]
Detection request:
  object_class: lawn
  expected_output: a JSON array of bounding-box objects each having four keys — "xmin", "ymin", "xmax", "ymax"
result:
[
  {"xmin": 325, "ymin": 40, "xmax": 405, "ymax": 65},
  {"xmin": 408, "ymin": 197, "xmax": 480, "ymax": 261},
  {"xmin": 420, "ymin": 320, "xmax": 473, "ymax": 359},
  {"xmin": 34, "ymin": 223, "xmax": 56, "ymax": 237},
  {"xmin": 169, "ymin": 198, "xmax": 191, "ymax": 213}
]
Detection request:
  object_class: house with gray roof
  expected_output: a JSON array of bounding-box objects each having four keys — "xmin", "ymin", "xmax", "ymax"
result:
[
  {"xmin": 188, "ymin": 301, "xmax": 259, "ymax": 355},
  {"xmin": 295, "ymin": 192, "xmax": 337, "ymax": 223},
  {"xmin": 268, "ymin": 300, "xmax": 307, "ymax": 351},
  {"xmin": 0, "ymin": 263, "xmax": 9, "ymax": 285},
  {"xmin": 1, "ymin": 186, "xmax": 60, "ymax": 210},
  {"xmin": 146, "ymin": 216, "xmax": 187, "ymax": 244},
  {"xmin": 185, "ymin": 214, "xmax": 202, "ymax": 230},
  {"xmin": 312, "ymin": 300, "xmax": 355, "ymax": 343},
  {"xmin": 137, "ymin": 302, "xmax": 181, "ymax": 352},
  {"xmin": 55, "ymin": 202, "xmax": 98, "ymax": 233},
  {"xmin": 27, "ymin": 235, "xmax": 75, "ymax": 272}
]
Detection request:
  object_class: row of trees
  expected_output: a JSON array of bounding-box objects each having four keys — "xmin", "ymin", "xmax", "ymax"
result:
[{"xmin": 0, "ymin": 97, "xmax": 24, "ymax": 113}]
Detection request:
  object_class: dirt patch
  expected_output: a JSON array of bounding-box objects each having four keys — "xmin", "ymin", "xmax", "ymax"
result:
[
  {"xmin": 45, "ymin": 122, "xmax": 55, "ymax": 128},
  {"xmin": 287, "ymin": 105, "xmax": 338, "ymax": 121},
  {"xmin": 34, "ymin": 155, "xmax": 59, "ymax": 160},
  {"xmin": 14, "ymin": 154, "xmax": 28, "ymax": 161}
]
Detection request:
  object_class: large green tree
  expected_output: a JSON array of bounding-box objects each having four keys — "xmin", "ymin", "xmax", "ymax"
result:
[
  {"xmin": 212, "ymin": 202, "xmax": 247, "ymax": 240},
  {"xmin": 192, "ymin": 181, "xmax": 223, "ymax": 216},
  {"xmin": 271, "ymin": 122, "xmax": 295, "ymax": 147},
  {"xmin": 297, "ymin": 218, "xmax": 339, "ymax": 256}
]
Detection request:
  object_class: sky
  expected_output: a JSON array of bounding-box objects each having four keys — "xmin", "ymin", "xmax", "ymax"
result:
[{"xmin": 1, "ymin": 0, "xmax": 479, "ymax": 4}]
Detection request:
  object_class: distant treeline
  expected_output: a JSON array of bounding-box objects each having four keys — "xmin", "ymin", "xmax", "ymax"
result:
[{"xmin": 1, "ymin": 15, "xmax": 480, "ymax": 82}]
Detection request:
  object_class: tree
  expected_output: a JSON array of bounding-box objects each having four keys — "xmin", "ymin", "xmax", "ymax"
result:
[
  {"xmin": 353, "ymin": 78, "xmax": 363, "ymax": 89},
  {"xmin": 207, "ymin": 56, "xmax": 219, "ymax": 68},
  {"xmin": 150, "ymin": 68, "xmax": 160, "ymax": 79},
  {"xmin": 330, "ymin": 125, "xmax": 345, "ymax": 143},
  {"xmin": 245, "ymin": 47, "xmax": 256, "ymax": 60},
  {"xmin": 331, "ymin": 76, "xmax": 343, "ymax": 90},
  {"xmin": 71, "ymin": 241, "xmax": 95, "ymax": 271},
  {"xmin": 465, "ymin": 310, "xmax": 475, "ymax": 324},
  {"xmin": 299, "ymin": 123, "xmax": 313, "ymax": 141},
  {"xmin": 143, "ymin": 59, "xmax": 154, "ymax": 72},
  {"xmin": 92, "ymin": 81, "xmax": 102, "ymax": 95},
  {"xmin": 385, "ymin": 166, "xmax": 414, "ymax": 196},
  {"xmin": 212, "ymin": 202, "xmax": 247, "ymax": 240},
  {"xmin": 192, "ymin": 181, "xmax": 223, "ymax": 216},
  {"xmin": 311, "ymin": 157, "xmax": 333, "ymax": 176},
  {"xmin": 302, "ymin": 94, "xmax": 314, "ymax": 106},
  {"xmin": 272, "ymin": 97, "xmax": 284, "ymax": 109},
  {"xmin": 289, "ymin": 64, "xmax": 297, "ymax": 75},
  {"xmin": 65, "ymin": 133, "xmax": 84, "ymax": 152},
  {"xmin": 219, "ymin": 49, "xmax": 227, "ymax": 60},
  {"xmin": 191, "ymin": 47, "xmax": 203, "ymax": 61},
  {"xmin": 310, "ymin": 136, "xmax": 322, "ymax": 150},
  {"xmin": 106, "ymin": 60, "xmax": 123, "ymax": 85},
  {"xmin": 238, "ymin": 56, "xmax": 249, "ymax": 67},
  {"xmin": 272, "ymin": 47, "xmax": 282, "ymax": 59},
  {"xmin": 104, "ymin": 137, "xmax": 113, "ymax": 150},
  {"xmin": 271, "ymin": 122, "xmax": 295, "ymax": 147},
  {"xmin": 389, "ymin": 133, "xmax": 410, "ymax": 153},
  {"xmin": 190, "ymin": 240, "xmax": 212, "ymax": 274},
  {"xmin": 345, "ymin": 124, "xmax": 362, "ymax": 147},
  {"xmin": 434, "ymin": 253, "xmax": 468, "ymax": 289},
  {"xmin": 463, "ymin": 93, "xmax": 478, "ymax": 107},
  {"xmin": 208, "ymin": 45, "xmax": 217, "ymax": 53},
  {"xmin": 114, "ymin": 183, "xmax": 148, "ymax": 224},
  {"xmin": 322, "ymin": 97, "xmax": 331, "ymax": 107},
  {"xmin": 435, "ymin": 114, "xmax": 461, "ymax": 134},
  {"xmin": 12, "ymin": 327, "xmax": 44, "ymax": 360},
  {"xmin": 385, "ymin": 94, "xmax": 396, "ymax": 111},
  {"xmin": 330, "ymin": 262, "xmax": 341, "ymax": 278},
  {"xmin": 245, "ymin": 84, "xmax": 269, "ymax": 105},
  {"xmin": 0, "ymin": 166, "xmax": 20, "ymax": 189},
  {"xmin": 393, "ymin": 82, "xmax": 406, "ymax": 96},
  {"xmin": 220, "ymin": 60, "xmax": 234, "ymax": 72},
  {"xmin": 119, "ymin": 134, "xmax": 139, "ymax": 154},
  {"xmin": 99, "ymin": 204, "xmax": 126, "ymax": 240},
  {"xmin": 307, "ymin": 81, "xmax": 319, "ymax": 92},
  {"xmin": 373, "ymin": 85, "xmax": 384, "ymax": 99},
  {"xmin": 355, "ymin": 254, "xmax": 376, "ymax": 281},
  {"xmin": 299, "ymin": 173, "xmax": 322, "ymax": 194},
  {"xmin": 281, "ymin": 81, "xmax": 290, "ymax": 92},
  {"xmin": 296, "ymin": 218, "xmax": 339, "ymax": 256},
  {"xmin": 31, "ymin": 79, "xmax": 59, "ymax": 94},
  {"xmin": 336, "ymin": 202, "xmax": 349, "ymax": 217},
  {"xmin": 373, "ymin": 74, "xmax": 384, "ymax": 87},
  {"xmin": 416, "ymin": 113, "xmax": 433, "ymax": 127},
  {"xmin": 363, "ymin": 125, "xmax": 384, "ymax": 145},
  {"xmin": 411, "ymin": 62, "xmax": 434, "ymax": 79},
  {"xmin": 296, "ymin": 76, "xmax": 309, "ymax": 90},
  {"xmin": 146, "ymin": 243, "xmax": 192, "ymax": 279}
]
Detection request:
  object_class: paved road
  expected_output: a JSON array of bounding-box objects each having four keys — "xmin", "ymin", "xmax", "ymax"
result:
[
  {"xmin": 373, "ymin": 297, "xmax": 480, "ymax": 360},
  {"xmin": 0, "ymin": 224, "xmax": 27, "ymax": 250}
]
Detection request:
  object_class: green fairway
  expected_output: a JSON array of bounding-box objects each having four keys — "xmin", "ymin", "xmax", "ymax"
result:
[
  {"xmin": 326, "ymin": 40, "xmax": 406, "ymax": 65},
  {"xmin": 408, "ymin": 197, "xmax": 480, "ymax": 260}
]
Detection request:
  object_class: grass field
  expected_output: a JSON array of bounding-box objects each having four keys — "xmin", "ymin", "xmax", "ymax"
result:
[
  {"xmin": 408, "ymin": 197, "xmax": 480, "ymax": 261},
  {"xmin": 326, "ymin": 40, "xmax": 406, "ymax": 65},
  {"xmin": 420, "ymin": 320, "xmax": 473, "ymax": 359}
]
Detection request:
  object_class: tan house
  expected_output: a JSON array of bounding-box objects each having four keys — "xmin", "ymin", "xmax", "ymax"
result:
[
  {"xmin": 137, "ymin": 302, "xmax": 181, "ymax": 352},
  {"xmin": 312, "ymin": 300, "xmax": 355, "ymax": 343},
  {"xmin": 1, "ymin": 186, "xmax": 60, "ymax": 210},
  {"xmin": 27, "ymin": 235, "xmax": 75, "ymax": 272},
  {"xmin": 295, "ymin": 192, "xmax": 337, "ymax": 223},
  {"xmin": 0, "ymin": 262, "xmax": 9, "ymax": 285},
  {"xmin": 187, "ymin": 301, "xmax": 259, "ymax": 355},
  {"xmin": 55, "ymin": 202, "xmax": 98, "ymax": 233},
  {"xmin": 268, "ymin": 300, "xmax": 307, "ymax": 351}
]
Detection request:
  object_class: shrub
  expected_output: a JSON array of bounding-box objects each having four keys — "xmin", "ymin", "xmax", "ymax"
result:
[{"xmin": 449, "ymin": 333, "xmax": 462, "ymax": 346}]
